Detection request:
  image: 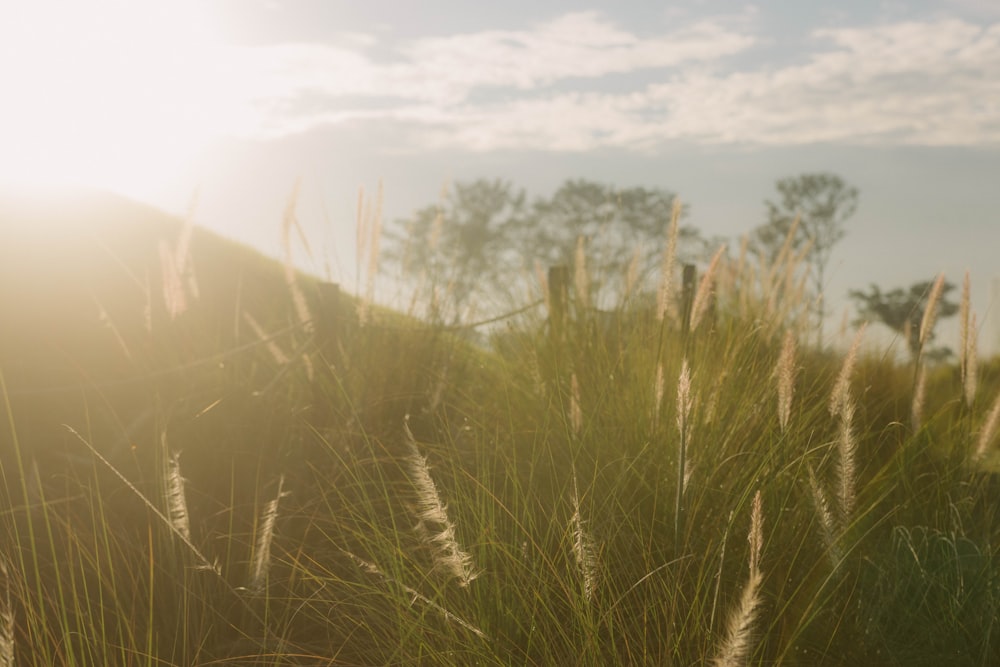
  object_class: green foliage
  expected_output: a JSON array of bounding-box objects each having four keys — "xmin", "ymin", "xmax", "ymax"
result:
[{"xmin": 752, "ymin": 173, "xmax": 859, "ymax": 345}]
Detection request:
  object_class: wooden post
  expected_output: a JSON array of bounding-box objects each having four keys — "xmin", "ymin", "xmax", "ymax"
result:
[
  {"xmin": 548, "ymin": 265, "xmax": 569, "ymax": 344},
  {"xmin": 681, "ymin": 263, "xmax": 697, "ymax": 338}
]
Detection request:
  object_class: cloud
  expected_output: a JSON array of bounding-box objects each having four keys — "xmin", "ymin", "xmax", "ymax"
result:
[{"xmin": 221, "ymin": 13, "xmax": 1000, "ymax": 150}]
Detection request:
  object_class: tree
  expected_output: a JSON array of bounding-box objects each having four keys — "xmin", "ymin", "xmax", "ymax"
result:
[
  {"xmin": 383, "ymin": 179, "xmax": 528, "ymax": 319},
  {"xmin": 522, "ymin": 180, "xmax": 704, "ymax": 305},
  {"xmin": 386, "ymin": 178, "xmax": 705, "ymax": 319},
  {"xmin": 752, "ymin": 173, "xmax": 859, "ymax": 347},
  {"xmin": 848, "ymin": 280, "xmax": 959, "ymax": 362}
]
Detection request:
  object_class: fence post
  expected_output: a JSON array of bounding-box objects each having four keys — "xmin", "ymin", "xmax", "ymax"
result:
[
  {"xmin": 548, "ymin": 265, "xmax": 569, "ymax": 344},
  {"xmin": 681, "ymin": 263, "xmax": 697, "ymax": 338}
]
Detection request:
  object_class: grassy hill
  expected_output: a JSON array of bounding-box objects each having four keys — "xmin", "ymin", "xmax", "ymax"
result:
[{"xmin": 1, "ymin": 189, "xmax": 999, "ymax": 665}]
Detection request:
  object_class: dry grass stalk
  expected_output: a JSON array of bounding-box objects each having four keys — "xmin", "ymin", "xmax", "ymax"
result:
[
  {"xmin": 404, "ymin": 420, "xmax": 479, "ymax": 587},
  {"xmin": 281, "ymin": 182, "xmax": 314, "ymax": 335},
  {"xmin": 829, "ymin": 323, "xmax": 866, "ymax": 417},
  {"xmin": 0, "ymin": 557, "xmax": 13, "ymax": 667},
  {"xmin": 676, "ymin": 359, "xmax": 693, "ymax": 438},
  {"xmin": 836, "ymin": 398, "xmax": 857, "ymax": 523},
  {"xmin": 624, "ymin": 246, "xmax": 642, "ymax": 301},
  {"xmin": 691, "ymin": 245, "xmax": 726, "ymax": 334},
  {"xmin": 652, "ymin": 363, "xmax": 665, "ymax": 431},
  {"xmin": 776, "ymin": 329, "xmax": 797, "ymax": 433},
  {"xmin": 243, "ymin": 312, "xmax": 291, "ymax": 365},
  {"xmin": 919, "ymin": 273, "xmax": 946, "ymax": 350},
  {"xmin": 960, "ymin": 271, "xmax": 970, "ymax": 373},
  {"xmin": 675, "ymin": 358, "xmax": 693, "ymax": 546},
  {"xmin": 975, "ymin": 391, "xmax": 1000, "ymax": 460},
  {"xmin": 807, "ymin": 465, "xmax": 841, "ymax": 562},
  {"xmin": 574, "ymin": 236, "xmax": 589, "ymax": 311},
  {"xmin": 159, "ymin": 240, "xmax": 187, "ymax": 320},
  {"xmin": 570, "ymin": 373, "xmax": 583, "ymax": 437},
  {"xmin": 656, "ymin": 198, "xmax": 682, "ymax": 322},
  {"xmin": 911, "ymin": 366, "xmax": 927, "ymax": 431},
  {"xmin": 960, "ymin": 273, "xmax": 978, "ymax": 408},
  {"xmin": 344, "ymin": 552, "xmax": 488, "ymax": 639},
  {"xmin": 68, "ymin": 427, "xmax": 221, "ymax": 576},
  {"xmin": 570, "ymin": 473, "xmax": 598, "ymax": 602},
  {"xmin": 250, "ymin": 475, "xmax": 286, "ymax": 593},
  {"xmin": 965, "ymin": 312, "xmax": 978, "ymax": 409},
  {"xmin": 712, "ymin": 490, "xmax": 764, "ymax": 667},
  {"xmin": 164, "ymin": 444, "xmax": 191, "ymax": 543}
]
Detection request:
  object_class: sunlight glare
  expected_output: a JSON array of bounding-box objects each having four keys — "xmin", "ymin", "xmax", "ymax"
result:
[{"xmin": 0, "ymin": 1, "xmax": 238, "ymax": 201}]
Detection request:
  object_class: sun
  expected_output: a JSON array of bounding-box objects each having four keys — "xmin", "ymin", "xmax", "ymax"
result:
[{"xmin": 0, "ymin": 1, "xmax": 237, "ymax": 201}]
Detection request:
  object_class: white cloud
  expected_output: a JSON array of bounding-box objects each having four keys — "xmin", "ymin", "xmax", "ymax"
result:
[{"xmin": 218, "ymin": 14, "xmax": 1000, "ymax": 150}]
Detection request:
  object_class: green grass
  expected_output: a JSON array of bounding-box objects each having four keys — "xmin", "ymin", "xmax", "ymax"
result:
[{"xmin": 1, "ymin": 193, "xmax": 1000, "ymax": 664}]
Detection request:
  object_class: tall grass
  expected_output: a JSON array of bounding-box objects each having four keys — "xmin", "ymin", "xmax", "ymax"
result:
[{"xmin": 1, "ymin": 193, "xmax": 999, "ymax": 665}]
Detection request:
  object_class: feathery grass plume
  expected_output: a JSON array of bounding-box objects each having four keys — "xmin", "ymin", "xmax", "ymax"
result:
[
  {"xmin": 250, "ymin": 475, "xmax": 286, "ymax": 593},
  {"xmin": 911, "ymin": 365, "xmax": 927, "ymax": 431},
  {"xmin": 690, "ymin": 245, "xmax": 726, "ymax": 334},
  {"xmin": 965, "ymin": 312, "xmax": 978, "ymax": 409},
  {"xmin": 68, "ymin": 427, "xmax": 222, "ymax": 576},
  {"xmin": 404, "ymin": 419, "xmax": 479, "ymax": 587},
  {"xmin": 975, "ymin": 391, "xmax": 1000, "ymax": 460},
  {"xmin": 570, "ymin": 472, "xmax": 598, "ymax": 602},
  {"xmin": 164, "ymin": 443, "xmax": 191, "ymax": 542},
  {"xmin": 0, "ymin": 557, "xmax": 13, "ymax": 667},
  {"xmin": 829, "ymin": 323, "xmax": 866, "ymax": 417},
  {"xmin": 570, "ymin": 373, "xmax": 583, "ymax": 437},
  {"xmin": 776, "ymin": 329, "xmax": 797, "ymax": 433},
  {"xmin": 807, "ymin": 465, "xmax": 841, "ymax": 562},
  {"xmin": 574, "ymin": 235, "xmax": 589, "ymax": 311},
  {"xmin": 960, "ymin": 273, "xmax": 978, "ymax": 408},
  {"xmin": 712, "ymin": 490, "xmax": 764, "ymax": 667},
  {"xmin": 919, "ymin": 273, "xmax": 946, "ymax": 351},
  {"xmin": 836, "ymin": 398, "xmax": 858, "ymax": 523},
  {"xmin": 176, "ymin": 189, "xmax": 200, "ymax": 300},
  {"xmin": 345, "ymin": 552, "xmax": 489, "ymax": 639},
  {"xmin": 675, "ymin": 358, "xmax": 693, "ymax": 546},
  {"xmin": 656, "ymin": 198, "xmax": 682, "ymax": 322},
  {"xmin": 960, "ymin": 271, "xmax": 970, "ymax": 373},
  {"xmin": 652, "ymin": 362, "xmax": 665, "ymax": 431}
]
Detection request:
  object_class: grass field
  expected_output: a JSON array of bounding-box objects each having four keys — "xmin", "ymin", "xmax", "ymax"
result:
[{"xmin": 1, "ymin": 192, "xmax": 999, "ymax": 665}]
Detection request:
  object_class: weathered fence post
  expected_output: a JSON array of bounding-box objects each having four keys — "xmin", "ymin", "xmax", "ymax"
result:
[{"xmin": 680, "ymin": 263, "xmax": 697, "ymax": 338}]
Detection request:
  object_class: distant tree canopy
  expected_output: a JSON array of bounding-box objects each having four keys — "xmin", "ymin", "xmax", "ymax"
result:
[
  {"xmin": 385, "ymin": 178, "xmax": 705, "ymax": 318},
  {"xmin": 752, "ymin": 173, "xmax": 859, "ymax": 346},
  {"xmin": 848, "ymin": 279, "xmax": 959, "ymax": 361}
]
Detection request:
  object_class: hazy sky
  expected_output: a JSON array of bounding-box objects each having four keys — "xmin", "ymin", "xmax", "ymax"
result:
[{"xmin": 2, "ymin": 0, "xmax": 999, "ymax": 350}]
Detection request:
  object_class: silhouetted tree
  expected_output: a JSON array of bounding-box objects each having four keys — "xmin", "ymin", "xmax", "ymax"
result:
[
  {"xmin": 753, "ymin": 173, "xmax": 859, "ymax": 347},
  {"xmin": 848, "ymin": 279, "xmax": 959, "ymax": 361}
]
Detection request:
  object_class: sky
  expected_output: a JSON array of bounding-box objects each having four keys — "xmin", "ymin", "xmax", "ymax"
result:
[{"xmin": 1, "ymin": 0, "xmax": 999, "ymax": 352}]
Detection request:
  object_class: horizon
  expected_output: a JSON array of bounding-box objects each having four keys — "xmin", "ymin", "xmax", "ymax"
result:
[{"xmin": 1, "ymin": 1, "xmax": 998, "ymax": 352}]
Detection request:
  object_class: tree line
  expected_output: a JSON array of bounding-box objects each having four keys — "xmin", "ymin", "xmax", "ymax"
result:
[{"xmin": 384, "ymin": 173, "xmax": 957, "ymax": 356}]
